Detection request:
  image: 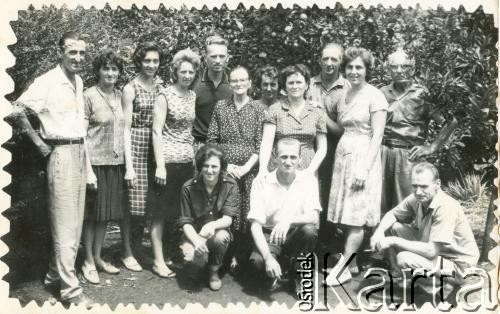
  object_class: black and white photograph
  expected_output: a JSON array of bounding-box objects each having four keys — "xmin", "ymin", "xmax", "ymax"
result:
[{"xmin": 0, "ymin": 0, "xmax": 497, "ymax": 312}]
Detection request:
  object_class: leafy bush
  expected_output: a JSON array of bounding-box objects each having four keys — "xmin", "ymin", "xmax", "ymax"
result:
[
  {"xmin": 5, "ymin": 4, "xmax": 497, "ymax": 182},
  {"xmin": 444, "ymin": 172, "xmax": 487, "ymax": 202},
  {"xmin": 444, "ymin": 173, "xmax": 492, "ymax": 239}
]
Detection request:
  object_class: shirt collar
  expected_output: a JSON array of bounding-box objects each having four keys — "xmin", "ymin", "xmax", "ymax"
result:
[
  {"xmin": 428, "ymin": 188, "xmax": 445, "ymax": 210},
  {"xmin": 312, "ymin": 74, "xmax": 349, "ymax": 90},
  {"xmin": 267, "ymin": 169, "xmax": 305, "ymax": 186},
  {"xmin": 280, "ymin": 98, "xmax": 316, "ymax": 112},
  {"xmin": 192, "ymin": 174, "xmax": 229, "ymax": 190},
  {"xmin": 387, "ymin": 81, "xmax": 421, "ymax": 94},
  {"xmin": 201, "ymin": 69, "xmax": 229, "ymax": 84},
  {"xmin": 54, "ymin": 64, "xmax": 79, "ymax": 92}
]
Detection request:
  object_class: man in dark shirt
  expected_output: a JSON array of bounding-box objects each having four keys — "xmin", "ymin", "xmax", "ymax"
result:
[
  {"xmin": 178, "ymin": 144, "xmax": 239, "ymax": 291},
  {"xmin": 192, "ymin": 35, "xmax": 232, "ymax": 150}
]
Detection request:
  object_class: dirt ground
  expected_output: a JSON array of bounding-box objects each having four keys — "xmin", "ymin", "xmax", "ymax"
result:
[{"xmin": 8, "ymin": 227, "xmax": 495, "ymax": 310}]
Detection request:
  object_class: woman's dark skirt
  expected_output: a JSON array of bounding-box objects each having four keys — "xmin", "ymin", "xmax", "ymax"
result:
[
  {"xmin": 85, "ymin": 165, "xmax": 127, "ymax": 222},
  {"xmin": 149, "ymin": 162, "xmax": 194, "ymax": 222}
]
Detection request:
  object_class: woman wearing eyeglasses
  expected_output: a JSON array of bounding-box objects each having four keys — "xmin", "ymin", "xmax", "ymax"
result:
[{"xmin": 207, "ymin": 66, "xmax": 265, "ymax": 271}]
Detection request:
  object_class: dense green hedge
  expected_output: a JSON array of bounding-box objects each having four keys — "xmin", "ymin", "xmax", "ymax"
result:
[{"xmin": 6, "ymin": 4, "xmax": 498, "ymax": 181}]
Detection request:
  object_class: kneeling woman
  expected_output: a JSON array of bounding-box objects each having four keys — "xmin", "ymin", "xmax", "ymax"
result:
[{"xmin": 178, "ymin": 144, "xmax": 240, "ymax": 291}]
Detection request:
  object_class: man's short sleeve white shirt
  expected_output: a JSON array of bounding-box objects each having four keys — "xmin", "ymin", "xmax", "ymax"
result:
[{"xmin": 248, "ymin": 170, "xmax": 321, "ymax": 229}]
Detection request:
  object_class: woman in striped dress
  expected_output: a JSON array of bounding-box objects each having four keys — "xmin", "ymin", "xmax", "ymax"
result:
[{"xmin": 122, "ymin": 41, "xmax": 164, "ymax": 272}]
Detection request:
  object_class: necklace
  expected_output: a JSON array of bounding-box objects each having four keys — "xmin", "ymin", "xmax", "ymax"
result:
[{"xmin": 96, "ymin": 86, "xmax": 118, "ymax": 113}]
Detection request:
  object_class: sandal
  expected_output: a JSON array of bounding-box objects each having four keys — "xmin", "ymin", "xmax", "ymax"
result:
[
  {"xmin": 96, "ymin": 261, "xmax": 120, "ymax": 274},
  {"xmin": 122, "ymin": 256, "xmax": 143, "ymax": 272},
  {"xmin": 152, "ymin": 264, "xmax": 176, "ymax": 278}
]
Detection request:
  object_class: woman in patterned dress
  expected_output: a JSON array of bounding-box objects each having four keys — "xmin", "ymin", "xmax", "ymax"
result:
[
  {"xmin": 81, "ymin": 50, "xmax": 127, "ymax": 284},
  {"xmin": 257, "ymin": 64, "xmax": 327, "ymax": 176},
  {"xmin": 207, "ymin": 66, "xmax": 265, "ymax": 269},
  {"xmin": 122, "ymin": 41, "xmax": 164, "ymax": 272},
  {"xmin": 151, "ymin": 49, "xmax": 200, "ymax": 278},
  {"xmin": 325, "ymin": 47, "xmax": 388, "ymax": 286}
]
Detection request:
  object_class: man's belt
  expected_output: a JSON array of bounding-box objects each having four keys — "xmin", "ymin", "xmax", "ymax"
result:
[
  {"xmin": 382, "ymin": 139, "xmax": 415, "ymax": 150},
  {"xmin": 45, "ymin": 138, "xmax": 84, "ymax": 145}
]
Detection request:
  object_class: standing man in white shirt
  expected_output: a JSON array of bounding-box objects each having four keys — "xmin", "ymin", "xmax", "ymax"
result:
[
  {"xmin": 247, "ymin": 138, "xmax": 321, "ymax": 297},
  {"xmin": 9, "ymin": 31, "xmax": 95, "ymax": 308}
]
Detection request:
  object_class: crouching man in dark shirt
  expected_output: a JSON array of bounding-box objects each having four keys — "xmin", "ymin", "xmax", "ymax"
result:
[{"xmin": 178, "ymin": 143, "xmax": 240, "ymax": 291}]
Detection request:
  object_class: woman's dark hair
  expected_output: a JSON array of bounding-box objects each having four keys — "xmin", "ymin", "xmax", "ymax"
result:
[
  {"xmin": 279, "ymin": 64, "xmax": 311, "ymax": 97},
  {"xmin": 194, "ymin": 143, "xmax": 228, "ymax": 173},
  {"xmin": 92, "ymin": 49, "xmax": 124, "ymax": 81},
  {"xmin": 340, "ymin": 47, "xmax": 375, "ymax": 79},
  {"xmin": 254, "ymin": 65, "xmax": 279, "ymax": 89},
  {"xmin": 132, "ymin": 41, "xmax": 164, "ymax": 72}
]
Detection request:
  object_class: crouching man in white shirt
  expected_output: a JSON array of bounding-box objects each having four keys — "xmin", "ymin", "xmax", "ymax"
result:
[{"xmin": 247, "ymin": 138, "xmax": 321, "ymax": 297}]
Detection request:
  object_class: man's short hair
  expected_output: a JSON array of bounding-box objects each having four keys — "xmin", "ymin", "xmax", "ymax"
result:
[
  {"xmin": 320, "ymin": 42, "xmax": 344, "ymax": 59},
  {"xmin": 274, "ymin": 137, "xmax": 302, "ymax": 157},
  {"xmin": 58, "ymin": 31, "xmax": 84, "ymax": 49},
  {"xmin": 194, "ymin": 143, "xmax": 228, "ymax": 173},
  {"xmin": 205, "ymin": 35, "xmax": 228, "ymax": 50},
  {"xmin": 411, "ymin": 162, "xmax": 440, "ymax": 181},
  {"xmin": 386, "ymin": 49, "xmax": 415, "ymax": 67}
]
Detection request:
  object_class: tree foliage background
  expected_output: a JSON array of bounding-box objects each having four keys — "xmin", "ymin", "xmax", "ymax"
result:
[{"xmin": 2, "ymin": 3, "xmax": 498, "ymax": 281}]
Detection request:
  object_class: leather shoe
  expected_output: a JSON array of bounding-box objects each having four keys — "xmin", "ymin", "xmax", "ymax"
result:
[
  {"xmin": 63, "ymin": 293, "xmax": 95, "ymax": 309},
  {"xmin": 208, "ymin": 270, "xmax": 222, "ymax": 291}
]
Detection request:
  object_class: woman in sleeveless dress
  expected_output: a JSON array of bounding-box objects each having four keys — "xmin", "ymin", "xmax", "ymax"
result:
[
  {"xmin": 122, "ymin": 41, "xmax": 164, "ymax": 272},
  {"xmin": 151, "ymin": 49, "xmax": 200, "ymax": 277}
]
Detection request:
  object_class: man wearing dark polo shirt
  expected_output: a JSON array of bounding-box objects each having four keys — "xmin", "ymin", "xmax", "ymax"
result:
[{"xmin": 192, "ymin": 35, "xmax": 232, "ymax": 150}]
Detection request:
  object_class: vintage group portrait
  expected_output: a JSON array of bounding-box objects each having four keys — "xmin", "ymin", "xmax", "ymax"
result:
[{"xmin": 0, "ymin": 0, "xmax": 497, "ymax": 313}]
